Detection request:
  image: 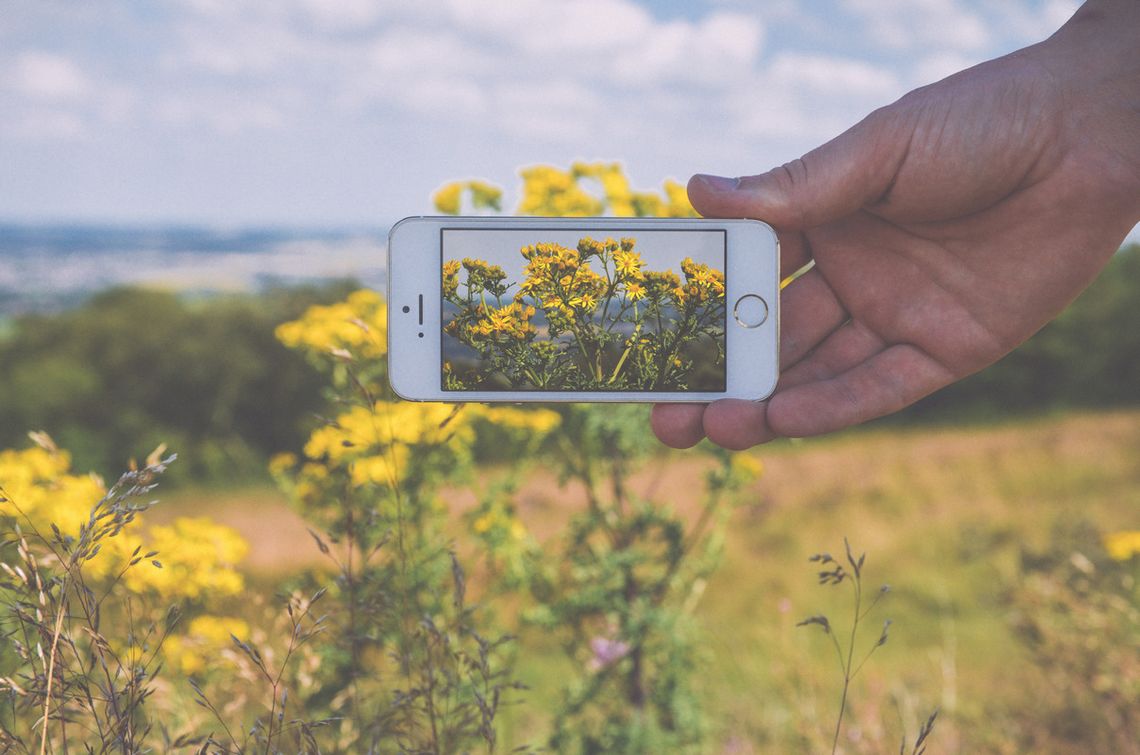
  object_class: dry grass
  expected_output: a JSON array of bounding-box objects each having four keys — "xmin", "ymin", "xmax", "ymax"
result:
[{"xmin": 152, "ymin": 409, "xmax": 1140, "ymax": 751}]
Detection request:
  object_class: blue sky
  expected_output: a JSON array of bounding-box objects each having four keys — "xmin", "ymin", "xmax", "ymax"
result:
[{"xmin": 0, "ymin": 0, "xmax": 1094, "ymax": 228}]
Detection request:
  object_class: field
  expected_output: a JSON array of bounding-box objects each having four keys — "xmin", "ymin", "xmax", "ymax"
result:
[{"xmin": 154, "ymin": 408, "xmax": 1140, "ymax": 752}]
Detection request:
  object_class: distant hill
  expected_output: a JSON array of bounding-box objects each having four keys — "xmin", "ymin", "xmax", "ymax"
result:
[{"xmin": 0, "ymin": 223, "xmax": 388, "ymax": 315}]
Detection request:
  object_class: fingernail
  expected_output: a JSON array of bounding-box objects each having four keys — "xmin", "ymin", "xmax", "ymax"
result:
[{"xmin": 693, "ymin": 174, "xmax": 741, "ymax": 192}]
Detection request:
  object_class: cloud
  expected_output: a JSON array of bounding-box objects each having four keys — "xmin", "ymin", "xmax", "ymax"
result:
[
  {"xmin": 989, "ymin": 0, "xmax": 1080, "ymax": 45},
  {"xmin": 5, "ymin": 0, "xmax": 1077, "ymax": 224},
  {"xmin": 841, "ymin": 0, "xmax": 990, "ymax": 53},
  {"xmin": 8, "ymin": 51, "xmax": 91, "ymax": 100},
  {"xmin": 155, "ymin": 93, "xmax": 286, "ymax": 133},
  {"xmin": 1, "ymin": 50, "xmax": 135, "ymax": 141},
  {"xmin": 768, "ymin": 53, "xmax": 899, "ymax": 97}
]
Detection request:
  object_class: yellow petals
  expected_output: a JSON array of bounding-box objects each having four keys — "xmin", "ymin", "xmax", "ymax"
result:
[
  {"xmin": 275, "ymin": 289, "xmax": 387, "ymax": 360},
  {"xmin": 1104, "ymin": 530, "xmax": 1140, "ymax": 561}
]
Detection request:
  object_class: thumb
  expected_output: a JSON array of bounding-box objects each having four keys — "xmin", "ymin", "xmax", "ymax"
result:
[{"xmin": 688, "ymin": 111, "xmax": 905, "ymax": 230}]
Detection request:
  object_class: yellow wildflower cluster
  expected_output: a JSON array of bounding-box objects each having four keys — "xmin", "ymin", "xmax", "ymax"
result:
[
  {"xmin": 513, "ymin": 240, "xmax": 612, "ymax": 319},
  {"xmin": 511, "ymin": 162, "xmax": 698, "ymax": 218},
  {"xmin": 121, "ymin": 517, "xmax": 248, "ymax": 599},
  {"xmin": 443, "ymin": 259, "xmax": 461, "ymax": 298},
  {"xmin": 1103, "ymin": 530, "xmax": 1140, "ymax": 562},
  {"xmin": 472, "ymin": 504, "xmax": 527, "ymax": 542},
  {"xmin": 432, "ymin": 179, "xmax": 503, "ymax": 215},
  {"xmin": 302, "ymin": 401, "xmax": 474, "ymax": 488},
  {"xmin": 513, "ymin": 237, "xmax": 644, "ymax": 320},
  {"xmin": 0, "ymin": 442, "xmax": 105, "ymax": 538},
  {"xmin": 518, "ymin": 165, "xmax": 605, "ymax": 217},
  {"xmin": 678, "ymin": 256, "xmax": 726, "ymax": 305},
  {"xmin": 162, "ymin": 614, "xmax": 251, "ymax": 676},
  {"xmin": 660, "ymin": 178, "xmax": 696, "ymax": 217},
  {"xmin": 275, "ymin": 289, "xmax": 387, "ymax": 361},
  {"xmin": 1, "ymin": 437, "xmax": 248, "ymax": 603},
  {"xmin": 446, "ymin": 301, "xmax": 538, "ymax": 343},
  {"xmin": 467, "ymin": 405, "xmax": 562, "ymax": 436},
  {"xmin": 437, "ymin": 162, "xmax": 697, "ymax": 228},
  {"xmin": 297, "ymin": 400, "xmax": 563, "ymax": 491},
  {"xmin": 460, "ymin": 257, "xmax": 510, "ymax": 296}
]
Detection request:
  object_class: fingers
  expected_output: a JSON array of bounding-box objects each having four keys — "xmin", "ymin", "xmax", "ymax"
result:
[
  {"xmin": 687, "ymin": 114, "xmax": 901, "ymax": 232},
  {"xmin": 657, "ymin": 339, "xmax": 955, "ymax": 451},
  {"xmin": 651, "ymin": 267, "xmax": 850, "ymax": 451},
  {"xmin": 702, "ymin": 400, "xmax": 776, "ymax": 449},
  {"xmin": 778, "ymin": 267, "xmax": 848, "ymax": 368},
  {"xmin": 766, "ymin": 344, "xmax": 955, "ymax": 438},
  {"xmin": 777, "ymin": 318, "xmax": 885, "ymax": 390},
  {"xmin": 650, "ymin": 400, "xmax": 776, "ymax": 450},
  {"xmin": 650, "ymin": 403, "xmax": 706, "ymax": 449}
]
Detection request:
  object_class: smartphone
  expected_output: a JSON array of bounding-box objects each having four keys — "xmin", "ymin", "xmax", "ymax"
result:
[{"xmin": 387, "ymin": 216, "xmax": 779, "ymax": 402}]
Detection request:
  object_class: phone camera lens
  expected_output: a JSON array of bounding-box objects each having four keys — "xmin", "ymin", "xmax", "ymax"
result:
[
  {"xmin": 418, "ymin": 332, "xmax": 424, "ymax": 338},
  {"xmin": 402, "ymin": 305, "xmax": 411, "ymax": 313}
]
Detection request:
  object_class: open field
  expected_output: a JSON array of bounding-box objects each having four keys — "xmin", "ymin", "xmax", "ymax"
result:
[{"xmin": 155, "ymin": 409, "xmax": 1140, "ymax": 752}]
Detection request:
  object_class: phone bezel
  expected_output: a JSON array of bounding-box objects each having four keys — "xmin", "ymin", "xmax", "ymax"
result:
[{"xmin": 388, "ymin": 216, "xmax": 779, "ymax": 402}]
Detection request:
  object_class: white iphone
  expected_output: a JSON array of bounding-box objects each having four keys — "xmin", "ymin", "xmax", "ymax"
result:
[{"xmin": 387, "ymin": 216, "xmax": 779, "ymax": 402}]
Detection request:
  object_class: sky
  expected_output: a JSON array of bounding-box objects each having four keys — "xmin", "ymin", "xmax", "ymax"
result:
[{"xmin": 0, "ymin": 0, "xmax": 1107, "ymax": 230}]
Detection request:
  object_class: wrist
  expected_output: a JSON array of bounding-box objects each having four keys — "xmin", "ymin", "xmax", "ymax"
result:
[{"xmin": 1043, "ymin": 0, "xmax": 1140, "ymax": 227}]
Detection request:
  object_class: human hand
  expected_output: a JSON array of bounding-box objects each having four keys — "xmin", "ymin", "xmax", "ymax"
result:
[{"xmin": 653, "ymin": 0, "xmax": 1140, "ymax": 450}]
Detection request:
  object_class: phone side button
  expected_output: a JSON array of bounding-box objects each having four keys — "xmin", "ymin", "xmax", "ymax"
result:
[{"xmin": 733, "ymin": 294, "xmax": 769, "ymax": 328}]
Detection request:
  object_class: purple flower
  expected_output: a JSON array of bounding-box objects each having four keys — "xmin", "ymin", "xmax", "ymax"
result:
[{"xmin": 587, "ymin": 635, "xmax": 631, "ymax": 672}]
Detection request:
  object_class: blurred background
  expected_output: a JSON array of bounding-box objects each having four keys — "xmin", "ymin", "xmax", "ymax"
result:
[{"xmin": 2, "ymin": 1, "xmax": 1139, "ymax": 752}]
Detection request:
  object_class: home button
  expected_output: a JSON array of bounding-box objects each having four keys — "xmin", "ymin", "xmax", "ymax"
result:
[{"xmin": 733, "ymin": 294, "xmax": 768, "ymax": 328}]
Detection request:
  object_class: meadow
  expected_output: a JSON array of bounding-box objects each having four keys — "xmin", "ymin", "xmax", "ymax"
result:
[
  {"xmin": 1, "ymin": 165, "xmax": 1136, "ymax": 753},
  {"xmin": 148, "ymin": 408, "xmax": 1138, "ymax": 753}
]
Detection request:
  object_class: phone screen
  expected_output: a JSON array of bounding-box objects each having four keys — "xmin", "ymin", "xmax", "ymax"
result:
[{"xmin": 441, "ymin": 228, "xmax": 726, "ymax": 393}]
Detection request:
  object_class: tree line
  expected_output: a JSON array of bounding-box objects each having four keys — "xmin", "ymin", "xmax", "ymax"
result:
[{"xmin": 0, "ymin": 282, "xmax": 356, "ymax": 484}]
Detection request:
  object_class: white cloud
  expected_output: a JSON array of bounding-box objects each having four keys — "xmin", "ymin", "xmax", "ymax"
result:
[
  {"xmin": 156, "ymin": 94, "xmax": 286, "ymax": 133},
  {"xmin": 294, "ymin": 0, "xmax": 392, "ymax": 30},
  {"xmin": 989, "ymin": 0, "xmax": 1080, "ymax": 45},
  {"xmin": 913, "ymin": 51, "xmax": 980, "ymax": 86},
  {"xmin": 447, "ymin": 0, "xmax": 655, "ymax": 56},
  {"xmin": 611, "ymin": 12, "xmax": 763, "ymax": 87},
  {"xmin": 1, "ymin": 50, "xmax": 135, "ymax": 140},
  {"xmin": 841, "ymin": 0, "xmax": 989, "ymax": 53},
  {"xmin": 9, "ymin": 51, "xmax": 91, "ymax": 100},
  {"xmin": 768, "ymin": 53, "xmax": 899, "ymax": 96},
  {"xmin": 174, "ymin": 22, "xmax": 312, "ymax": 76},
  {"xmin": 493, "ymin": 79, "xmax": 606, "ymax": 142},
  {"xmin": 725, "ymin": 51, "xmax": 901, "ymax": 144},
  {"xmin": 6, "ymin": 0, "xmax": 1079, "ymax": 224}
]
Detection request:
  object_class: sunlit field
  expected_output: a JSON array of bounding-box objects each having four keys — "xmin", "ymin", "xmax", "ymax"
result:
[
  {"xmin": 153, "ymin": 408, "xmax": 1140, "ymax": 752},
  {"xmin": 3, "ymin": 167, "xmax": 1136, "ymax": 752}
]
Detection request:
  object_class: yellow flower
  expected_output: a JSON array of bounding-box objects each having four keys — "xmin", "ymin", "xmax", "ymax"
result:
[
  {"xmin": 730, "ymin": 453, "xmax": 764, "ymax": 482},
  {"xmin": 164, "ymin": 614, "xmax": 251, "ymax": 676},
  {"xmin": 443, "ymin": 259, "xmax": 461, "ymax": 297},
  {"xmin": 614, "ymin": 249, "xmax": 644, "ymax": 279},
  {"xmin": 433, "ymin": 180, "xmax": 502, "ymax": 214},
  {"xmin": 122, "ymin": 517, "xmax": 248, "ymax": 600},
  {"xmin": 569, "ymin": 292, "xmax": 598, "ymax": 311},
  {"xmin": 625, "ymin": 283, "xmax": 646, "ymax": 301},
  {"xmin": 1104, "ymin": 530, "xmax": 1140, "ymax": 561},
  {"xmin": 268, "ymin": 452, "xmax": 298, "ymax": 478},
  {"xmin": 432, "ymin": 182, "xmax": 463, "ymax": 215},
  {"xmin": 0, "ymin": 441, "xmax": 106, "ymax": 539},
  {"xmin": 276, "ymin": 289, "xmax": 387, "ymax": 360}
]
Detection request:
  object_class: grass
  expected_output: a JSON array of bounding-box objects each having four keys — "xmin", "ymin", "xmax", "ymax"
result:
[{"xmin": 152, "ymin": 408, "xmax": 1140, "ymax": 751}]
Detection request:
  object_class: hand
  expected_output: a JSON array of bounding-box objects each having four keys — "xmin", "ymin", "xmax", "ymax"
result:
[{"xmin": 653, "ymin": 0, "xmax": 1140, "ymax": 450}]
